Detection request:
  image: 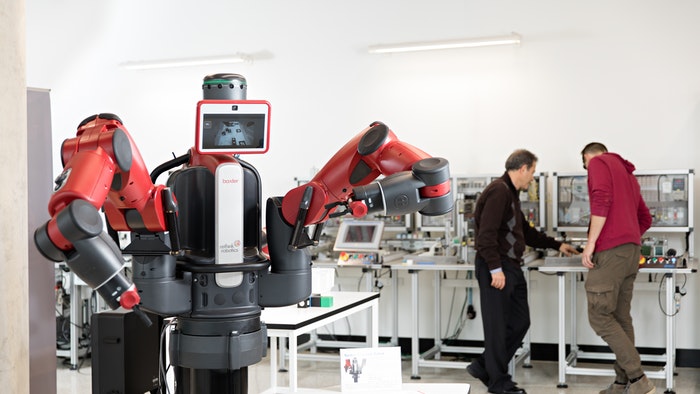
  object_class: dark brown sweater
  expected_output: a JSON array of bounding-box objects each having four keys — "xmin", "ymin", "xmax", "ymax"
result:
[{"xmin": 474, "ymin": 173, "xmax": 561, "ymax": 271}]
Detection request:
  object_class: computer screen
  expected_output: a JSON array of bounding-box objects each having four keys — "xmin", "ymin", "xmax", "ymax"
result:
[
  {"xmin": 333, "ymin": 220, "xmax": 385, "ymax": 252},
  {"xmin": 416, "ymin": 211, "xmax": 455, "ymax": 233},
  {"xmin": 195, "ymin": 100, "xmax": 271, "ymax": 154}
]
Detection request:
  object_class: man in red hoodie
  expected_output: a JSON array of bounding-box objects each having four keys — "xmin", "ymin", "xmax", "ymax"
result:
[{"xmin": 580, "ymin": 142, "xmax": 654, "ymax": 394}]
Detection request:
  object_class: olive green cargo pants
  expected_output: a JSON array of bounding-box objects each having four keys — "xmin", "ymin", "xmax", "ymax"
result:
[{"xmin": 585, "ymin": 243, "xmax": 644, "ymax": 382}]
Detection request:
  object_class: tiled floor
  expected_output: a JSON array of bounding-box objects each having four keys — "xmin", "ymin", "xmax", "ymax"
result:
[{"xmin": 57, "ymin": 352, "xmax": 700, "ymax": 393}]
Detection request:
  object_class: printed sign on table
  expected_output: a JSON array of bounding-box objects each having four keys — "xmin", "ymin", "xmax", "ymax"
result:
[{"xmin": 340, "ymin": 346, "xmax": 401, "ymax": 392}]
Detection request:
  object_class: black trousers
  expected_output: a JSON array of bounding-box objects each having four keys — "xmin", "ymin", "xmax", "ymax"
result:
[{"xmin": 474, "ymin": 257, "xmax": 530, "ymax": 392}]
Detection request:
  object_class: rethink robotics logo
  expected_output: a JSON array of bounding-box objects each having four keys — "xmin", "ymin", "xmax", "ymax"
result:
[{"xmin": 219, "ymin": 240, "xmax": 241, "ymax": 254}]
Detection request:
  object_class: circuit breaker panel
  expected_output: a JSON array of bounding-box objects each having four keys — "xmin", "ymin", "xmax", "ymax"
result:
[
  {"xmin": 452, "ymin": 173, "xmax": 547, "ymax": 264},
  {"xmin": 637, "ymin": 170, "xmax": 693, "ymax": 230},
  {"xmin": 454, "ymin": 173, "xmax": 547, "ymax": 233},
  {"xmin": 520, "ymin": 173, "xmax": 547, "ymax": 231}
]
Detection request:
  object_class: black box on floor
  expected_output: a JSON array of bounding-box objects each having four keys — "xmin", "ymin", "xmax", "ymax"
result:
[{"xmin": 91, "ymin": 309, "xmax": 160, "ymax": 394}]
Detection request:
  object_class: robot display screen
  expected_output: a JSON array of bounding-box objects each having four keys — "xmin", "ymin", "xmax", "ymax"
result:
[
  {"xmin": 195, "ymin": 100, "xmax": 271, "ymax": 154},
  {"xmin": 333, "ymin": 220, "xmax": 385, "ymax": 252}
]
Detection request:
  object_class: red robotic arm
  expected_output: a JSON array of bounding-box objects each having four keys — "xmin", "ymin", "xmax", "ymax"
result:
[
  {"xmin": 35, "ymin": 113, "xmax": 173, "ymax": 315},
  {"xmin": 53, "ymin": 114, "xmax": 169, "ymax": 232},
  {"xmin": 281, "ymin": 121, "xmax": 452, "ymax": 232}
]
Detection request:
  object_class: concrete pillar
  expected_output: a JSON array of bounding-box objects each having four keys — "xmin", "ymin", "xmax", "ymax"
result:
[{"xmin": 0, "ymin": 0, "xmax": 30, "ymax": 392}]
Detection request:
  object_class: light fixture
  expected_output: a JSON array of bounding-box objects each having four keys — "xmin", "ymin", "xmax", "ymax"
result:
[
  {"xmin": 119, "ymin": 54, "xmax": 251, "ymax": 70},
  {"xmin": 368, "ymin": 32, "xmax": 522, "ymax": 54}
]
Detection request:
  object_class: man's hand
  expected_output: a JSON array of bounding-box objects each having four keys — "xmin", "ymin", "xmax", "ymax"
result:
[
  {"xmin": 581, "ymin": 243, "xmax": 596, "ymax": 269},
  {"xmin": 559, "ymin": 243, "xmax": 580, "ymax": 257},
  {"xmin": 491, "ymin": 271, "xmax": 506, "ymax": 290},
  {"xmin": 581, "ymin": 215, "xmax": 605, "ymax": 269}
]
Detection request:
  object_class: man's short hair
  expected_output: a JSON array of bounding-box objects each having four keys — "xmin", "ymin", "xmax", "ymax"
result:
[
  {"xmin": 581, "ymin": 142, "xmax": 608, "ymax": 155},
  {"xmin": 505, "ymin": 149, "xmax": 538, "ymax": 171}
]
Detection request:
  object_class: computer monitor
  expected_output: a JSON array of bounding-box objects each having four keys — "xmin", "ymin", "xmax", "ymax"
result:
[
  {"xmin": 333, "ymin": 220, "xmax": 385, "ymax": 252},
  {"xmin": 195, "ymin": 100, "xmax": 271, "ymax": 154},
  {"xmin": 415, "ymin": 211, "xmax": 455, "ymax": 233}
]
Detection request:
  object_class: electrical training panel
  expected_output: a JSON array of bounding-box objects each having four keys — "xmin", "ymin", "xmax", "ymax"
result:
[
  {"xmin": 552, "ymin": 169, "xmax": 694, "ymax": 263},
  {"xmin": 454, "ymin": 173, "xmax": 547, "ymax": 234}
]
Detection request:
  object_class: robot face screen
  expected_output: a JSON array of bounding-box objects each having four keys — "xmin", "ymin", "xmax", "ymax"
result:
[{"xmin": 195, "ymin": 100, "xmax": 271, "ymax": 154}]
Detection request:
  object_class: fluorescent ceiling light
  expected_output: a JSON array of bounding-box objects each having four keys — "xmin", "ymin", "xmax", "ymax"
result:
[
  {"xmin": 368, "ymin": 33, "xmax": 522, "ymax": 54},
  {"xmin": 120, "ymin": 54, "xmax": 251, "ymax": 70}
]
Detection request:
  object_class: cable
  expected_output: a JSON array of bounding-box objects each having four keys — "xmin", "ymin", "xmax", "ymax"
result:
[
  {"xmin": 678, "ymin": 273, "xmax": 688, "ymax": 292},
  {"xmin": 443, "ymin": 273, "xmax": 458, "ymax": 338},
  {"xmin": 657, "ymin": 275, "xmax": 680, "ymax": 317},
  {"xmin": 372, "ymin": 268, "xmax": 391, "ymax": 291},
  {"xmin": 150, "ymin": 152, "xmax": 190, "ymax": 183},
  {"xmin": 450, "ymin": 285, "xmax": 472, "ymax": 339},
  {"xmin": 356, "ymin": 271, "xmax": 366, "ymax": 292},
  {"xmin": 443, "ymin": 271, "xmax": 474, "ymax": 340},
  {"xmin": 56, "ymin": 311, "xmax": 71, "ymax": 347},
  {"xmin": 319, "ymin": 322, "xmax": 339, "ymax": 342},
  {"xmin": 656, "ymin": 175, "xmax": 667, "ymax": 203},
  {"xmin": 159, "ymin": 317, "xmax": 176, "ymax": 394},
  {"xmin": 536, "ymin": 270, "xmax": 558, "ymax": 276}
]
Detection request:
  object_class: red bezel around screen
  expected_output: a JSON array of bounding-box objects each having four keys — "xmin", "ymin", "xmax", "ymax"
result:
[{"xmin": 195, "ymin": 100, "xmax": 271, "ymax": 155}]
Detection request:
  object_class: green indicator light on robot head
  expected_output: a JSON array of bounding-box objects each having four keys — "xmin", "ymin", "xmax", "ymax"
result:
[{"xmin": 204, "ymin": 79, "xmax": 239, "ymax": 85}]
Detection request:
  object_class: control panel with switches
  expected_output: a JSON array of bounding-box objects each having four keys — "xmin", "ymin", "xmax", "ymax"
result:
[{"xmin": 337, "ymin": 251, "xmax": 381, "ymax": 268}]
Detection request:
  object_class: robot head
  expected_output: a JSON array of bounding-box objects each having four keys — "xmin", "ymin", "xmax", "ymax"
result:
[
  {"xmin": 202, "ymin": 73, "xmax": 247, "ymax": 100},
  {"xmin": 195, "ymin": 75, "xmax": 271, "ymax": 155}
]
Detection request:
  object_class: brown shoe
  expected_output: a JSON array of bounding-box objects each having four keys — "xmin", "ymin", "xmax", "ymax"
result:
[
  {"xmin": 598, "ymin": 382, "xmax": 627, "ymax": 394},
  {"xmin": 627, "ymin": 376, "xmax": 656, "ymax": 394}
]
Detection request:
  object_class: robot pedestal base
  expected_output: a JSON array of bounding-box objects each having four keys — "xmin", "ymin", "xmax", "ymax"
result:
[{"xmin": 175, "ymin": 366, "xmax": 248, "ymax": 394}]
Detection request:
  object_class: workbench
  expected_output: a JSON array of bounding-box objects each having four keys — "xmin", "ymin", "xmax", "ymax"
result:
[
  {"xmin": 262, "ymin": 291, "xmax": 380, "ymax": 392},
  {"xmin": 535, "ymin": 256, "xmax": 695, "ymax": 393},
  {"xmin": 389, "ymin": 255, "xmax": 533, "ymax": 380}
]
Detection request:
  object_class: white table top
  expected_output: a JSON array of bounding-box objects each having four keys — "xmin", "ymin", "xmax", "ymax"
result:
[
  {"xmin": 387, "ymin": 255, "xmax": 472, "ymax": 271},
  {"xmin": 535, "ymin": 255, "xmax": 696, "ymax": 274},
  {"xmin": 261, "ymin": 291, "xmax": 379, "ymax": 330},
  {"xmin": 262, "ymin": 383, "xmax": 470, "ymax": 393},
  {"xmin": 381, "ymin": 251, "xmax": 541, "ymax": 272}
]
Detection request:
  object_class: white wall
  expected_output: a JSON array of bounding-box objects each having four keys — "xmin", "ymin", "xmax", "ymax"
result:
[{"xmin": 26, "ymin": 0, "xmax": 700, "ymax": 351}]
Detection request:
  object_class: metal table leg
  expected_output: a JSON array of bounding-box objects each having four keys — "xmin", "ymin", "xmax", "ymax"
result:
[
  {"xmin": 557, "ymin": 272, "xmax": 568, "ymax": 388},
  {"xmin": 664, "ymin": 273, "xmax": 675, "ymax": 393},
  {"xmin": 269, "ymin": 336, "xmax": 279, "ymax": 390},
  {"xmin": 524, "ymin": 268, "xmax": 532, "ymax": 367},
  {"xmin": 289, "ymin": 332, "xmax": 298, "ymax": 392},
  {"xmin": 69, "ymin": 272, "xmax": 80, "ymax": 370},
  {"xmin": 434, "ymin": 270, "xmax": 441, "ymax": 360},
  {"xmin": 570, "ymin": 272, "xmax": 578, "ymax": 366},
  {"xmin": 392, "ymin": 269, "xmax": 399, "ymax": 346},
  {"xmin": 410, "ymin": 269, "xmax": 420, "ymax": 379}
]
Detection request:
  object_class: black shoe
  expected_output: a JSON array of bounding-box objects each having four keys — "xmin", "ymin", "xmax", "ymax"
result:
[
  {"xmin": 466, "ymin": 362, "xmax": 489, "ymax": 387},
  {"xmin": 489, "ymin": 386, "xmax": 527, "ymax": 394}
]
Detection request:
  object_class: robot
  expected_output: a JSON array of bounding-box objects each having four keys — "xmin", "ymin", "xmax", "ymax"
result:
[{"xmin": 34, "ymin": 73, "xmax": 453, "ymax": 393}]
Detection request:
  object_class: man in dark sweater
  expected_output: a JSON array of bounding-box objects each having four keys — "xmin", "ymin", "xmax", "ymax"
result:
[
  {"xmin": 467, "ymin": 149, "xmax": 578, "ymax": 394},
  {"xmin": 580, "ymin": 142, "xmax": 654, "ymax": 394}
]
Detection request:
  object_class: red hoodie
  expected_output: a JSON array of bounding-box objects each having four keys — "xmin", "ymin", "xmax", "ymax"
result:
[{"xmin": 587, "ymin": 153, "xmax": 652, "ymax": 252}]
